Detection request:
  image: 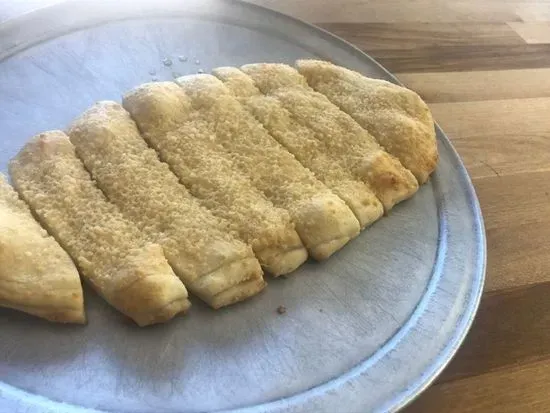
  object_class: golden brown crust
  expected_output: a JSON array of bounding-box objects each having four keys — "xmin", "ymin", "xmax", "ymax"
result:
[
  {"xmin": 291, "ymin": 194, "xmax": 359, "ymax": 260},
  {"xmin": 213, "ymin": 66, "xmax": 383, "ymax": 229},
  {"xmin": 112, "ymin": 243, "xmax": 191, "ymax": 326},
  {"xmin": 123, "ymin": 82, "xmax": 308, "ymax": 273},
  {"xmin": 296, "ymin": 59, "xmax": 439, "ymax": 184},
  {"xmin": 209, "ymin": 277, "xmax": 267, "ymax": 309},
  {"xmin": 0, "ymin": 174, "xmax": 85, "ymax": 324},
  {"xmin": 241, "ymin": 63, "xmax": 419, "ymax": 211},
  {"xmin": 9, "ymin": 132, "xmax": 190, "ymax": 326},
  {"xmin": 175, "ymin": 74, "xmax": 360, "ymax": 259},
  {"xmin": 1, "ymin": 60, "xmax": 438, "ymax": 323},
  {"xmin": 68, "ymin": 101, "xmax": 265, "ymax": 307},
  {"xmin": 193, "ymin": 257, "xmax": 266, "ymax": 307},
  {"xmin": 256, "ymin": 246, "xmax": 309, "ymax": 276}
]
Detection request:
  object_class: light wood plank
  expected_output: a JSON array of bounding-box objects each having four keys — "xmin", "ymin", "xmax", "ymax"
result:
[
  {"xmin": 436, "ymin": 282, "xmax": 550, "ymax": 382},
  {"xmin": 509, "ymin": 22, "xmax": 550, "ymax": 43},
  {"xmin": 398, "ymin": 69, "xmax": 550, "ymax": 102},
  {"xmin": 473, "ymin": 173, "xmax": 550, "ymax": 295},
  {"xmin": 429, "ymin": 98, "xmax": 550, "ymax": 178},
  {"xmin": 319, "ymin": 23, "xmax": 524, "ymax": 50},
  {"xmin": 472, "ymin": 172, "xmax": 550, "ymax": 292},
  {"xmin": 405, "ymin": 359, "xmax": 550, "ymax": 412},
  {"xmin": 474, "ymin": 171, "xmax": 550, "ymax": 231},
  {"xmin": 246, "ymin": 0, "xmax": 523, "ymax": 23},
  {"xmin": 516, "ymin": 4, "xmax": 550, "ymax": 22}
]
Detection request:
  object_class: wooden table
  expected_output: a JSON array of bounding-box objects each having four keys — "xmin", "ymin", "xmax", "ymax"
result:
[
  {"xmin": 247, "ymin": 1, "xmax": 550, "ymax": 411},
  {"xmin": 1, "ymin": 0, "xmax": 549, "ymax": 411}
]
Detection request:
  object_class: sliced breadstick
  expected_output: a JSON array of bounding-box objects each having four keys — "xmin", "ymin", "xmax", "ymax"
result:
[
  {"xmin": 174, "ymin": 75, "xmax": 361, "ymax": 259},
  {"xmin": 213, "ymin": 66, "xmax": 383, "ymax": 229},
  {"xmin": 9, "ymin": 132, "xmax": 190, "ymax": 326},
  {"xmin": 123, "ymin": 82, "xmax": 307, "ymax": 273},
  {"xmin": 0, "ymin": 174, "xmax": 85, "ymax": 324},
  {"xmin": 241, "ymin": 63, "xmax": 419, "ymax": 211},
  {"xmin": 296, "ymin": 59, "xmax": 438, "ymax": 184},
  {"xmin": 68, "ymin": 101, "xmax": 265, "ymax": 308}
]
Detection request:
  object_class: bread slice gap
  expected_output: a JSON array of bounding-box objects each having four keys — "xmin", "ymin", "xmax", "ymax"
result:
[
  {"xmin": 241, "ymin": 63, "xmax": 419, "ymax": 212},
  {"xmin": 123, "ymin": 82, "xmax": 308, "ymax": 273},
  {"xmin": 174, "ymin": 75, "xmax": 361, "ymax": 260},
  {"xmin": 213, "ymin": 66, "xmax": 384, "ymax": 229},
  {"xmin": 68, "ymin": 101, "xmax": 266, "ymax": 308}
]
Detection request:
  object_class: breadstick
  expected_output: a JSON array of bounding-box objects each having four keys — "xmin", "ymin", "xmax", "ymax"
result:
[
  {"xmin": 68, "ymin": 101, "xmax": 265, "ymax": 308},
  {"xmin": 296, "ymin": 59, "xmax": 438, "ymax": 184},
  {"xmin": 241, "ymin": 63, "xmax": 419, "ymax": 211},
  {"xmin": 175, "ymin": 74, "xmax": 360, "ymax": 259},
  {"xmin": 213, "ymin": 66, "xmax": 383, "ymax": 229},
  {"xmin": 0, "ymin": 174, "xmax": 85, "ymax": 323},
  {"xmin": 123, "ymin": 82, "xmax": 308, "ymax": 273},
  {"xmin": 9, "ymin": 132, "xmax": 190, "ymax": 326}
]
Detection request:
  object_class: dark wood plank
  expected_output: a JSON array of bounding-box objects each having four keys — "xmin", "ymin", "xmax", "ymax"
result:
[
  {"xmin": 484, "ymin": 222, "xmax": 550, "ymax": 291},
  {"xmin": 405, "ymin": 359, "xmax": 550, "ymax": 413},
  {"xmin": 368, "ymin": 44, "xmax": 550, "ymax": 73},
  {"xmin": 319, "ymin": 23, "xmax": 524, "ymax": 50},
  {"xmin": 435, "ymin": 282, "xmax": 550, "ymax": 383}
]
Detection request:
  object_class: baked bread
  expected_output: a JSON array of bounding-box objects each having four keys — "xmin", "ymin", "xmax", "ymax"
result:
[
  {"xmin": 241, "ymin": 63, "xmax": 419, "ymax": 211},
  {"xmin": 68, "ymin": 101, "xmax": 266, "ymax": 308},
  {"xmin": 0, "ymin": 174, "xmax": 85, "ymax": 323},
  {"xmin": 213, "ymin": 66, "xmax": 383, "ymax": 229},
  {"xmin": 175, "ymin": 74, "xmax": 361, "ymax": 259},
  {"xmin": 296, "ymin": 59, "xmax": 438, "ymax": 184},
  {"xmin": 9, "ymin": 132, "xmax": 190, "ymax": 326},
  {"xmin": 123, "ymin": 82, "xmax": 309, "ymax": 274}
]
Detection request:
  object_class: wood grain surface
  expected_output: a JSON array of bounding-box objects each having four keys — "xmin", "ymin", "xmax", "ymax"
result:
[{"xmin": 246, "ymin": 1, "xmax": 550, "ymax": 411}]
